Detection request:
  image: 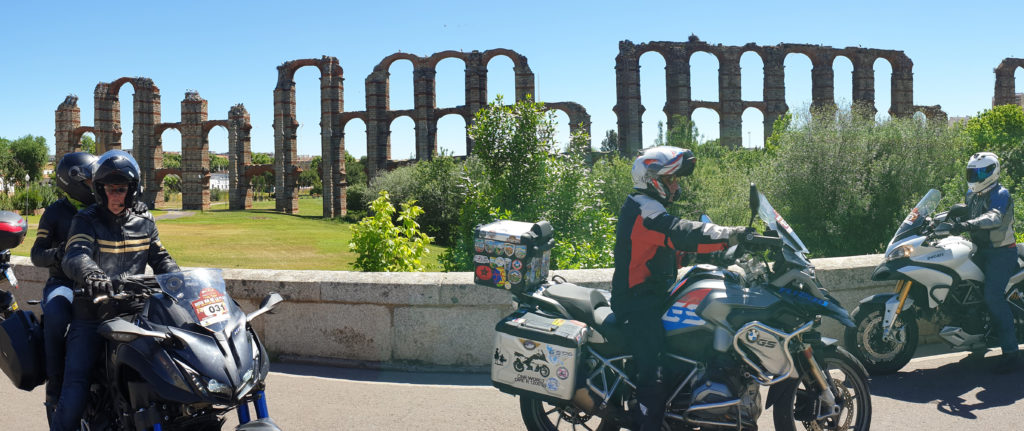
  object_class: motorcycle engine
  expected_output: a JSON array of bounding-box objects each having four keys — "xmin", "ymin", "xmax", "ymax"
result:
[{"xmin": 686, "ymin": 371, "xmax": 761, "ymax": 429}]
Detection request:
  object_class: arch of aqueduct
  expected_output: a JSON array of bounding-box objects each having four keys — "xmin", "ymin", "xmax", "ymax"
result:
[{"xmin": 54, "ymin": 40, "xmax": 1024, "ymax": 217}]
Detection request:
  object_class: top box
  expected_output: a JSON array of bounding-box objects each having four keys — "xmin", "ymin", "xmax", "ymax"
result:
[{"xmin": 473, "ymin": 220, "xmax": 554, "ymax": 293}]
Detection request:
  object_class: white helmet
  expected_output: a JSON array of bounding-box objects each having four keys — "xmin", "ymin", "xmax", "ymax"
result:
[
  {"xmin": 967, "ymin": 152, "xmax": 1000, "ymax": 193},
  {"xmin": 631, "ymin": 146, "xmax": 696, "ymax": 202}
]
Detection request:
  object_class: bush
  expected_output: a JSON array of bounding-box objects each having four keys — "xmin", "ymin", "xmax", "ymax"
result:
[
  {"xmin": 366, "ymin": 155, "xmax": 466, "ymax": 245},
  {"xmin": 11, "ymin": 181, "xmax": 59, "ymax": 213},
  {"xmin": 346, "ymin": 182, "xmax": 369, "ymax": 214},
  {"xmin": 210, "ymin": 188, "xmax": 225, "ymax": 202},
  {"xmin": 348, "ymin": 191, "xmax": 433, "ymax": 272},
  {"xmin": 762, "ymin": 105, "xmax": 968, "ymax": 257}
]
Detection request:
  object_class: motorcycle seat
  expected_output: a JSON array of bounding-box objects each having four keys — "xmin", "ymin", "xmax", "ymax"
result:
[
  {"xmin": 542, "ymin": 282, "xmax": 609, "ymax": 326},
  {"xmin": 592, "ymin": 306, "xmax": 625, "ymax": 346}
]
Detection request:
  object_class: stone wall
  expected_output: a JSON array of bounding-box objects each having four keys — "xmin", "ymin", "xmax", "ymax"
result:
[{"xmin": 9, "ymin": 253, "xmax": 917, "ymax": 368}]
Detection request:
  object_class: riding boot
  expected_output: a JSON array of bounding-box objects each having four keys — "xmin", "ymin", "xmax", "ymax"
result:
[{"xmin": 636, "ymin": 384, "xmax": 667, "ymax": 431}]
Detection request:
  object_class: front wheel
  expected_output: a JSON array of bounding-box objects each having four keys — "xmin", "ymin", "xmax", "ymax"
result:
[
  {"xmin": 520, "ymin": 396, "xmax": 619, "ymax": 431},
  {"xmin": 773, "ymin": 347, "xmax": 872, "ymax": 431},
  {"xmin": 844, "ymin": 304, "xmax": 918, "ymax": 375}
]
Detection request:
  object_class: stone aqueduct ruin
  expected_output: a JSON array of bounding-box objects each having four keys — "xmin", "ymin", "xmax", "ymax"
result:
[{"xmin": 54, "ymin": 39, "xmax": 1024, "ymax": 218}]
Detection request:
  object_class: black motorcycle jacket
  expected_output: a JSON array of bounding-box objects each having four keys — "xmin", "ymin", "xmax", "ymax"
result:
[
  {"xmin": 965, "ymin": 184, "xmax": 1015, "ymax": 249},
  {"xmin": 611, "ymin": 193, "xmax": 739, "ymax": 313},
  {"xmin": 62, "ymin": 204, "xmax": 179, "ymax": 315},
  {"xmin": 31, "ymin": 198, "xmax": 84, "ymax": 287}
]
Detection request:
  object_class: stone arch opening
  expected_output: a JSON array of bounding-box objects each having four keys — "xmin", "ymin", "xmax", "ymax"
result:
[
  {"xmin": 832, "ymin": 55, "xmax": 854, "ymax": 108},
  {"xmin": 155, "ymin": 126, "xmax": 182, "ymax": 205},
  {"xmin": 435, "ymin": 57, "xmax": 465, "ymax": 108},
  {"xmin": 117, "ymin": 84, "xmax": 135, "ymax": 153},
  {"xmin": 293, "ymin": 66, "xmax": 324, "ymax": 158},
  {"xmin": 486, "ymin": 55, "xmax": 516, "ymax": 103},
  {"xmin": 692, "ymin": 107, "xmax": 720, "ymax": 144},
  {"xmin": 689, "ymin": 51, "xmax": 719, "ymax": 103},
  {"xmin": 873, "ymin": 57, "xmax": 893, "ymax": 120},
  {"xmin": 741, "ymin": 107, "xmax": 765, "ymax": 148},
  {"xmin": 436, "ymin": 114, "xmax": 467, "ymax": 157},
  {"xmin": 343, "ymin": 117, "xmax": 368, "ymax": 162},
  {"xmin": 159, "ymin": 173, "xmax": 183, "ymax": 208},
  {"xmin": 639, "ymin": 50, "xmax": 668, "ymax": 147},
  {"xmin": 549, "ymin": 109, "xmax": 572, "ymax": 152},
  {"xmin": 741, "ymin": 51, "xmax": 764, "ymax": 102},
  {"xmin": 784, "ymin": 52, "xmax": 813, "ymax": 115},
  {"xmin": 389, "ymin": 115, "xmax": 416, "ymax": 162},
  {"xmin": 78, "ymin": 131, "xmax": 97, "ymax": 154},
  {"xmin": 912, "ymin": 111, "xmax": 928, "ymax": 126},
  {"xmin": 1016, "ymin": 66, "xmax": 1023, "ymax": 103},
  {"xmin": 388, "ymin": 59, "xmax": 415, "ymax": 111},
  {"xmin": 204, "ymin": 123, "xmax": 230, "ymax": 206}
]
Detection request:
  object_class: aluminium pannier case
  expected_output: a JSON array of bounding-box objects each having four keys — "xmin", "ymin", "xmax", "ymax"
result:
[
  {"xmin": 491, "ymin": 309, "xmax": 588, "ymax": 403},
  {"xmin": 0, "ymin": 309, "xmax": 45, "ymax": 391},
  {"xmin": 473, "ymin": 220, "xmax": 554, "ymax": 293}
]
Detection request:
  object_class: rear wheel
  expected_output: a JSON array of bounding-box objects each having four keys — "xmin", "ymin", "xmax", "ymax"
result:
[
  {"xmin": 773, "ymin": 347, "xmax": 872, "ymax": 431},
  {"xmin": 520, "ymin": 396, "xmax": 619, "ymax": 431},
  {"xmin": 844, "ymin": 304, "xmax": 918, "ymax": 375}
]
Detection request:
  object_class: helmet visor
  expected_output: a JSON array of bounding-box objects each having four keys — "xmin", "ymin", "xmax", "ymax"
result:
[{"xmin": 967, "ymin": 165, "xmax": 995, "ymax": 183}]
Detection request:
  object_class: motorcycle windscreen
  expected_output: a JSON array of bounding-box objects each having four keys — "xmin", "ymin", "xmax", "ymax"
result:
[
  {"xmin": 756, "ymin": 192, "xmax": 808, "ymax": 254},
  {"xmin": 155, "ymin": 269, "xmax": 244, "ymax": 334},
  {"xmin": 890, "ymin": 189, "xmax": 941, "ymax": 245}
]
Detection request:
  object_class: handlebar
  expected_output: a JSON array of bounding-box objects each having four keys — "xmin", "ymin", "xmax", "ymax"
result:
[{"xmin": 74, "ymin": 275, "xmax": 161, "ymax": 304}]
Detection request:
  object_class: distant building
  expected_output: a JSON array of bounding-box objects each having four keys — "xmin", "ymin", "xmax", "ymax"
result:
[
  {"xmin": 948, "ymin": 116, "xmax": 971, "ymax": 127},
  {"xmin": 210, "ymin": 173, "xmax": 229, "ymax": 190}
]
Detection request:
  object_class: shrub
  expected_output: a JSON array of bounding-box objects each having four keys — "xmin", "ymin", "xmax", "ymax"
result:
[
  {"xmin": 349, "ymin": 191, "xmax": 433, "ymax": 272},
  {"xmin": 11, "ymin": 181, "xmax": 59, "ymax": 213},
  {"xmin": 762, "ymin": 105, "xmax": 968, "ymax": 256}
]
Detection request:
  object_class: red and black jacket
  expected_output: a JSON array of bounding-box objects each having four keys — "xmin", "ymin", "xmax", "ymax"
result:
[{"xmin": 611, "ymin": 193, "xmax": 734, "ymax": 313}]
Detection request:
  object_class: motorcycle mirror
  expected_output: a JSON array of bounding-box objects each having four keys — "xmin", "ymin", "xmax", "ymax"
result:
[
  {"xmin": 98, "ymin": 319, "xmax": 169, "ymax": 343},
  {"xmin": 248, "ymin": 292, "xmax": 285, "ymax": 322},
  {"xmin": 700, "ymin": 214, "xmax": 712, "ymax": 223},
  {"xmin": 748, "ymin": 183, "xmax": 759, "ymax": 227}
]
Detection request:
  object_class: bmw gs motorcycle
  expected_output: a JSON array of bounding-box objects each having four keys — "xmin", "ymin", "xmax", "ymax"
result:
[
  {"xmin": 0, "ymin": 268, "xmax": 285, "ymax": 431},
  {"xmin": 491, "ymin": 185, "xmax": 871, "ymax": 431},
  {"xmin": 845, "ymin": 189, "xmax": 1024, "ymax": 374}
]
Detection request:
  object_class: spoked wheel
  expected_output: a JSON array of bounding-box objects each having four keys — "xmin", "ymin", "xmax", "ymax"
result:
[
  {"xmin": 520, "ymin": 396, "xmax": 619, "ymax": 431},
  {"xmin": 844, "ymin": 304, "xmax": 918, "ymax": 374},
  {"xmin": 773, "ymin": 347, "xmax": 872, "ymax": 431}
]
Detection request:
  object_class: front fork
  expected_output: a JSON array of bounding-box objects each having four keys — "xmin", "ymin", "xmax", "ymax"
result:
[
  {"xmin": 882, "ymin": 280, "xmax": 914, "ymax": 342},
  {"xmin": 799, "ymin": 343, "xmax": 840, "ymax": 420},
  {"xmin": 236, "ymin": 390, "xmax": 271, "ymax": 424}
]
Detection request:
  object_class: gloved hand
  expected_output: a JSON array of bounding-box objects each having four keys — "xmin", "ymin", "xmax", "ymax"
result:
[
  {"xmin": 950, "ymin": 221, "xmax": 970, "ymax": 235},
  {"xmin": 728, "ymin": 226, "xmax": 750, "ymax": 246},
  {"xmin": 52, "ymin": 242, "xmax": 66, "ymax": 262},
  {"xmin": 83, "ymin": 271, "xmax": 113, "ymax": 297},
  {"xmin": 132, "ymin": 200, "xmax": 150, "ymax": 215}
]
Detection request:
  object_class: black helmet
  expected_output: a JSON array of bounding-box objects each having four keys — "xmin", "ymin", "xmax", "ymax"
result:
[
  {"xmin": 91, "ymin": 150, "xmax": 142, "ymax": 210},
  {"xmin": 55, "ymin": 152, "xmax": 99, "ymax": 205}
]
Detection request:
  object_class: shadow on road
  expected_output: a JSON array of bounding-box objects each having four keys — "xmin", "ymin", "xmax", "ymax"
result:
[
  {"xmin": 270, "ymin": 362, "xmax": 493, "ymax": 387},
  {"xmin": 870, "ymin": 354, "xmax": 1024, "ymax": 419}
]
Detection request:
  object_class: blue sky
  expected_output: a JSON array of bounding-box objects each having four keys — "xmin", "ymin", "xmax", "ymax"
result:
[{"xmin": 1, "ymin": 1, "xmax": 1021, "ymax": 159}]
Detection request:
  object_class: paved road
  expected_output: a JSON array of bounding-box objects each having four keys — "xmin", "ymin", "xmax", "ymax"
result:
[{"xmin": 2, "ymin": 347, "xmax": 1021, "ymax": 430}]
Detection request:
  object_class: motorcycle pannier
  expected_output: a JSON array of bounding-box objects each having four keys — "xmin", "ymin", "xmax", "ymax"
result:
[
  {"xmin": 0, "ymin": 309, "xmax": 45, "ymax": 391},
  {"xmin": 0, "ymin": 211, "xmax": 28, "ymax": 250},
  {"xmin": 473, "ymin": 220, "xmax": 554, "ymax": 293},
  {"xmin": 491, "ymin": 310, "xmax": 588, "ymax": 403}
]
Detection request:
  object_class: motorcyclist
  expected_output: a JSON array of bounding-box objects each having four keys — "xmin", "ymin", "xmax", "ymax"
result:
[
  {"xmin": 610, "ymin": 146, "xmax": 748, "ymax": 430},
  {"xmin": 54, "ymin": 150, "xmax": 179, "ymax": 431},
  {"xmin": 942, "ymin": 152, "xmax": 1019, "ymax": 373},
  {"xmin": 29, "ymin": 152, "xmax": 98, "ymax": 421}
]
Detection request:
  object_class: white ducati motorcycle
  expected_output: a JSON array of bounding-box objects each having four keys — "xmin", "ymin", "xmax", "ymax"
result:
[{"xmin": 845, "ymin": 189, "xmax": 1024, "ymax": 374}]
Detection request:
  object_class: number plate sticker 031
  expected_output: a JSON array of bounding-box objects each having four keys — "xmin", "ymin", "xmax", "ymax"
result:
[{"xmin": 191, "ymin": 287, "xmax": 230, "ymax": 327}]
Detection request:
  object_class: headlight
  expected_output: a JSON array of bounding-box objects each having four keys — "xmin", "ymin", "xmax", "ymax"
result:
[{"xmin": 886, "ymin": 244, "xmax": 914, "ymax": 261}]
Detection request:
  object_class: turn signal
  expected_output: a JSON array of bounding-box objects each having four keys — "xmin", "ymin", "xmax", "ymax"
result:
[{"xmin": 885, "ymin": 245, "xmax": 914, "ymax": 261}]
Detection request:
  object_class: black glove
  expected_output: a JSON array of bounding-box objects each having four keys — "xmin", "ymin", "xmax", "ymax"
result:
[
  {"xmin": 132, "ymin": 200, "xmax": 150, "ymax": 215},
  {"xmin": 52, "ymin": 242, "xmax": 66, "ymax": 262},
  {"xmin": 83, "ymin": 271, "xmax": 113, "ymax": 297}
]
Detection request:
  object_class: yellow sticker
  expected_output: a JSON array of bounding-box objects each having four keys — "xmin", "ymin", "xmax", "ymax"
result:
[{"xmin": 552, "ymin": 319, "xmax": 564, "ymax": 326}]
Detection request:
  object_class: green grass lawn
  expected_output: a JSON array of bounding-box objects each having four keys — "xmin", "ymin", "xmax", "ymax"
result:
[{"xmin": 10, "ymin": 197, "xmax": 447, "ymax": 271}]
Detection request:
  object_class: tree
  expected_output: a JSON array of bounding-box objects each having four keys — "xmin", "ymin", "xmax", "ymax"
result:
[
  {"xmin": 80, "ymin": 135, "xmax": 96, "ymax": 154},
  {"xmin": 299, "ymin": 155, "xmax": 322, "ymax": 194},
  {"xmin": 251, "ymin": 153, "xmax": 273, "ymax": 165},
  {"xmin": 965, "ymin": 104, "xmax": 1024, "ymax": 180},
  {"xmin": 3, "ymin": 135, "xmax": 49, "ymax": 185},
  {"xmin": 653, "ymin": 120, "xmax": 665, "ymax": 147},
  {"xmin": 665, "ymin": 115, "xmax": 700, "ymax": 148},
  {"xmin": 599, "ymin": 129, "xmax": 618, "ymax": 153},
  {"xmin": 162, "ymin": 153, "xmax": 181, "ymax": 169},
  {"xmin": 345, "ymin": 152, "xmax": 367, "ymax": 186},
  {"xmin": 210, "ymin": 153, "xmax": 228, "ymax": 172}
]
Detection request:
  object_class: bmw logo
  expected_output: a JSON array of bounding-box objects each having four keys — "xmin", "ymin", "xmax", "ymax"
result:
[{"xmin": 746, "ymin": 329, "xmax": 759, "ymax": 343}]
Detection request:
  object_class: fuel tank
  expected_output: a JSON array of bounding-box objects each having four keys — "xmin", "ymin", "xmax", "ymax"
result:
[{"xmin": 661, "ymin": 265, "xmax": 785, "ymax": 357}]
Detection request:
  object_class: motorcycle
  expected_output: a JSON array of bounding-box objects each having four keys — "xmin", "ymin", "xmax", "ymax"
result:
[
  {"xmin": 844, "ymin": 189, "xmax": 1024, "ymax": 374},
  {"xmin": 0, "ymin": 268, "xmax": 285, "ymax": 431},
  {"xmin": 488, "ymin": 185, "xmax": 872, "ymax": 431}
]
